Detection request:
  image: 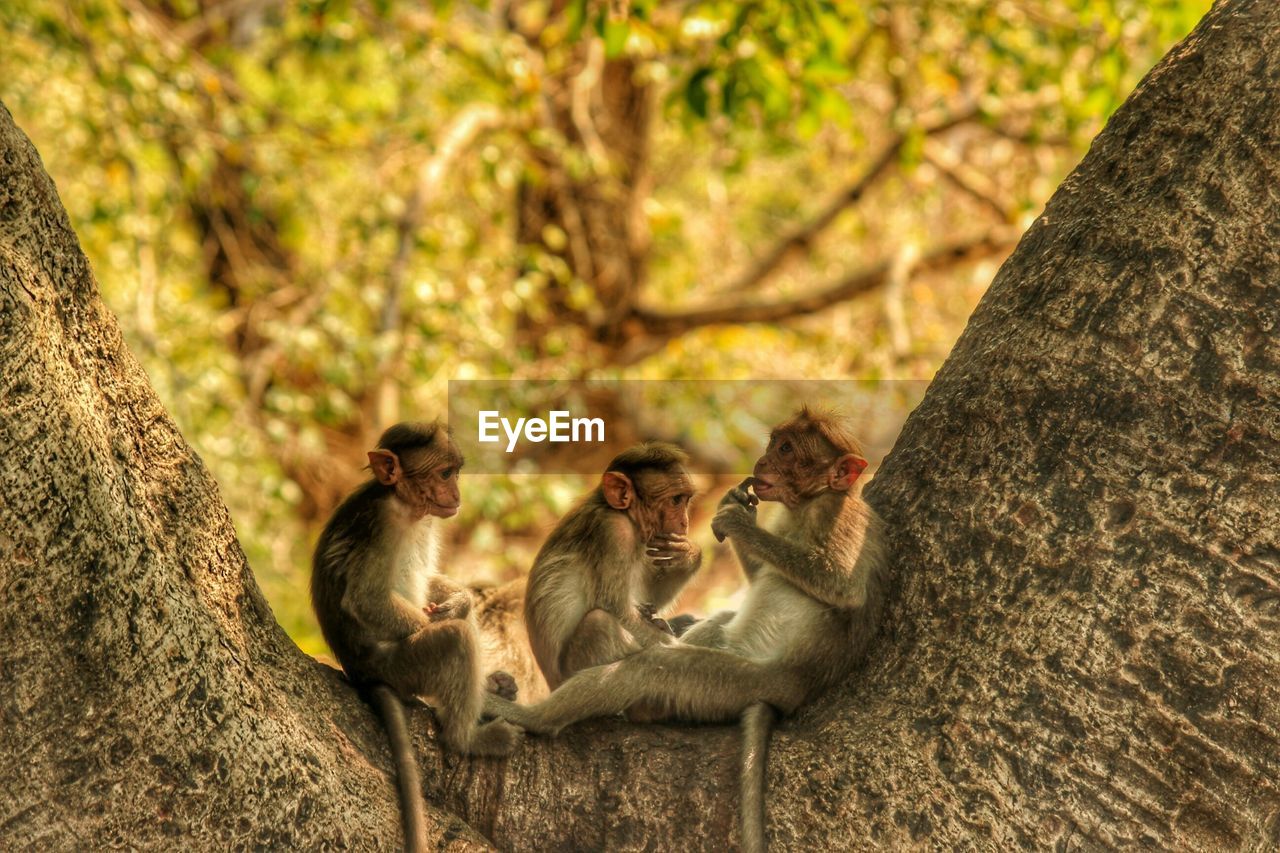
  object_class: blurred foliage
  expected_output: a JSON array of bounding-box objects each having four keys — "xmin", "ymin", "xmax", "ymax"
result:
[{"xmin": 1, "ymin": 0, "xmax": 1208, "ymax": 653}]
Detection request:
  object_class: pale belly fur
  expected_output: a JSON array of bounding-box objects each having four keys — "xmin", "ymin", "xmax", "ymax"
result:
[{"xmin": 723, "ymin": 568, "xmax": 828, "ymax": 662}]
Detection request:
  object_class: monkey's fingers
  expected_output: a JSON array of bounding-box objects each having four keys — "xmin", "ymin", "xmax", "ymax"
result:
[
  {"xmin": 650, "ymin": 535, "xmax": 692, "ymax": 554},
  {"xmin": 725, "ymin": 480, "xmax": 759, "ymax": 507}
]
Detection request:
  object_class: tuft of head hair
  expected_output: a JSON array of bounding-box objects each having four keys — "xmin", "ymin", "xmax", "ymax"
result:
[
  {"xmin": 376, "ymin": 420, "xmax": 448, "ymax": 452},
  {"xmin": 605, "ymin": 442, "xmax": 690, "ymax": 479},
  {"xmin": 373, "ymin": 420, "xmax": 462, "ymax": 467},
  {"xmin": 776, "ymin": 406, "xmax": 865, "ymax": 457}
]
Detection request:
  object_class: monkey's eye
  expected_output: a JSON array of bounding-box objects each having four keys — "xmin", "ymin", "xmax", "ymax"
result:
[
  {"xmin": 779, "ymin": 441, "xmax": 793, "ymax": 455},
  {"xmin": 672, "ymin": 494, "xmax": 685, "ymax": 507},
  {"xmin": 439, "ymin": 468, "xmax": 454, "ymax": 480}
]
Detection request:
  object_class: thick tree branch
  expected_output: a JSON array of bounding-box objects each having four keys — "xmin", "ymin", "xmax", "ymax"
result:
[{"xmin": 631, "ymin": 227, "xmax": 1020, "ymax": 339}]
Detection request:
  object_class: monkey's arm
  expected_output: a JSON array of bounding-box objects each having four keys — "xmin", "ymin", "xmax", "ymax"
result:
[
  {"xmin": 621, "ymin": 606, "xmax": 680, "ymax": 648},
  {"xmin": 729, "ymin": 539, "xmax": 766, "ymax": 582},
  {"xmin": 642, "ymin": 534, "xmax": 703, "ymax": 608},
  {"xmin": 582, "ymin": 552, "xmax": 676, "ymax": 649},
  {"xmin": 716, "ymin": 508, "xmax": 866, "ymax": 608},
  {"xmin": 717, "ymin": 481, "xmax": 765, "ymax": 580},
  {"xmin": 342, "ymin": 556, "xmax": 431, "ymax": 639},
  {"xmin": 426, "ymin": 574, "xmax": 473, "ymax": 621}
]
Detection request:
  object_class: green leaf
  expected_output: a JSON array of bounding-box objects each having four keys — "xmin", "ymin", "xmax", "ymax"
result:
[
  {"xmin": 604, "ymin": 19, "xmax": 629, "ymax": 58},
  {"xmin": 566, "ymin": 0, "xmax": 588, "ymax": 41},
  {"xmin": 685, "ymin": 67, "xmax": 712, "ymax": 119}
]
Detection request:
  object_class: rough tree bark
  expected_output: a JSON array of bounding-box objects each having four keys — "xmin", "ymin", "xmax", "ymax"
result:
[{"xmin": 2, "ymin": 0, "xmax": 1278, "ymax": 849}]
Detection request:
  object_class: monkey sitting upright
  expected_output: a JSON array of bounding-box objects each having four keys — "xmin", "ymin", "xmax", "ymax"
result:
[
  {"xmin": 311, "ymin": 422, "xmax": 522, "ymax": 851},
  {"xmin": 485, "ymin": 408, "xmax": 888, "ymax": 853},
  {"xmin": 524, "ymin": 443, "xmax": 703, "ymax": 691}
]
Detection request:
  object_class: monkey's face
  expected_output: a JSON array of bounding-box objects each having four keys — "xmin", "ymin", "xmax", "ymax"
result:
[
  {"xmin": 604, "ymin": 467, "xmax": 694, "ymax": 539},
  {"xmin": 398, "ymin": 446, "xmax": 463, "ymax": 518},
  {"xmin": 637, "ymin": 468, "xmax": 695, "ymax": 538},
  {"xmin": 753, "ymin": 424, "xmax": 865, "ymax": 509}
]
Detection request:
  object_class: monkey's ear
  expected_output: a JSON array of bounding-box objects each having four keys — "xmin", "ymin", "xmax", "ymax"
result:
[
  {"xmin": 368, "ymin": 450, "xmax": 403, "ymax": 486},
  {"xmin": 829, "ymin": 454, "xmax": 868, "ymax": 491},
  {"xmin": 601, "ymin": 471, "xmax": 634, "ymax": 510}
]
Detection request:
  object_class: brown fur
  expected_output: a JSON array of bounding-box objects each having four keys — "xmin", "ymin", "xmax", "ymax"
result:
[
  {"xmin": 488, "ymin": 411, "xmax": 888, "ymax": 852},
  {"xmin": 311, "ymin": 423, "xmax": 521, "ymax": 850},
  {"xmin": 472, "ymin": 578, "xmax": 549, "ymax": 703},
  {"xmin": 524, "ymin": 442, "xmax": 703, "ymax": 690}
]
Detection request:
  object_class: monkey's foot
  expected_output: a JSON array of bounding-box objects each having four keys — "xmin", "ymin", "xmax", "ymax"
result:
[
  {"xmin": 469, "ymin": 719, "xmax": 523, "ymax": 756},
  {"xmin": 485, "ymin": 670, "xmax": 518, "ymax": 701}
]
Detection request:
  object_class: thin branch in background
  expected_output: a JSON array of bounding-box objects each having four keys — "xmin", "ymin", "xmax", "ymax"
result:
[
  {"xmin": 572, "ymin": 40, "xmax": 611, "ymax": 174},
  {"xmin": 719, "ymin": 105, "xmax": 982, "ymax": 298},
  {"xmin": 632, "ymin": 226, "xmax": 1021, "ymax": 339},
  {"xmin": 118, "ymin": 0, "xmax": 327, "ymax": 139},
  {"xmin": 922, "ymin": 143, "xmax": 1013, "ymax": 222},
  {"xmin": 383, "ymin": 104, "xmax": 506, "ymax": 335},
  {"xmin": 376, "ymin": 103, "xmax": 506, "ymax": 426},
  {"xmin": 985, "ymin": 122, "xmax": 1073, "ymax": 148},
  {"xmin": 883, "ymin": 243, "xmax": 920, "ymax": 361}
]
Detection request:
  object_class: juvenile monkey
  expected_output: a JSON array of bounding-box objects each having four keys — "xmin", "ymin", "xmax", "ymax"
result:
[
  {"xmin": 311, "ymin": 422, "xmax": 521, "ymax": 852},
  {"xmin": 524, "ymin": 443, "xmax": 702, "ymax": 690},
  {"xmin": 487, "ymin": 408, "xmax": 888, "ymax": 853}
]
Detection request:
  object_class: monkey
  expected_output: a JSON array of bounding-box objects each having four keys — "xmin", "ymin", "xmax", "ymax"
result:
[
  {"xmin": 310, "ymin": 421, "xmax": 522, "ymax": 853},
  {"xmin": 485, "ymin": 408, "xmax": 888, "ymax": 853},
  {"xmin": 471, "ymin": 577, "xmax": 550, "ymax": 703},
  {"xmin": 523, "ymin": 442, "xmax": 703, "ymax": 691}
]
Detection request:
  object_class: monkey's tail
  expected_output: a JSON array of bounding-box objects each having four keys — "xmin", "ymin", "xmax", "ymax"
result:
[
  {"xmin": 369, "ymin": 684, "xmax": 428, "ymax": 853},
  {"xmin": 740, "ymin": 701, "xmax": 775, "ymax": 853}
]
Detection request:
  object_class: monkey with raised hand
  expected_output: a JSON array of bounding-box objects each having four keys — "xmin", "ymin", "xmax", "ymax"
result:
[
  {"xmin": 311, "ymin": 422, "xmax": 521, "ymax": 852},
  {"xmin": 524, "ymin": 443, "xmax": 702, "ymax": 691},
  {"xmin": 486, "ymin": 408, "xmax": 888, "ymax": 853}
]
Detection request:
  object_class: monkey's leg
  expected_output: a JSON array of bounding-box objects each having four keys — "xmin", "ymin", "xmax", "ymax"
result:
[
  {"xmin": 558, "ymin": 608, "xmax": 645, "ymax": 681},
  {"xmin": 680, "ymin": 610, "xmax": 735, "ymax": 649},
  {"xmin": 384, "ymin": 620, "xmax": 521, "ymax": 756},
  {"xmin": 485, "ymin": 646, "xmax": 807, "ymax": 736}
]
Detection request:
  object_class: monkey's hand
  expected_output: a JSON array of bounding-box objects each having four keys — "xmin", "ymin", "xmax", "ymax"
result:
[
  {"xmin": 718, "ymin": 478, "xmax": 760, "ymax": 510},
  {"xmin": 636, "ymin": 602, "xmax": 675, "ymax": 636},
  {"xmin": 713, "ymin": 479, "xmax": 758, "ymax": 542},
  {"xmin": 646, "ymin": 533, "xmax": 698, "ymax": 566},
  {"xmin": 485, "ymin": 671, "xmax": 518, "ymax": 701},
  {"xmin": 712, "ymin": 499, "xmax": 756, "ymax": 543},
  {"xmin": 425, "ymin": 591, "xmax": 472, "ymax": 622}
]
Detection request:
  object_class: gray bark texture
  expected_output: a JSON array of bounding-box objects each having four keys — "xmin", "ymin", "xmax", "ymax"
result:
[{"xmin": 2, "ymin": 0, "xmax": 1278, "ymax": 849}]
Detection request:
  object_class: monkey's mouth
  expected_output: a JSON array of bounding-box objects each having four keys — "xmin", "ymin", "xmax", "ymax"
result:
[
  {"xmin": 750, "ymin": 477, "xmax": 775, "ymax": 496},
  {"xmin": 434, "ymin": 503, "xmax": 461, "ymax": 517}
]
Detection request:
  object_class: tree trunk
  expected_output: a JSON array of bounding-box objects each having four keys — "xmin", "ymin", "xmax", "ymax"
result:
[
  {"xmin": 0, "ymin": 102, "xmax": 485, "ymax": 850},
  {"xmin": 3, "ymin": 0, "xmax": 1278, "ymax": 849}
]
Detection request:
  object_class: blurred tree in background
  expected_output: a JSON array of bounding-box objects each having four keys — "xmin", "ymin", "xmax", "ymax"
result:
[{"xmin": 0, "ymin": 0, "xmax": 1208, "ymax": 651}]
